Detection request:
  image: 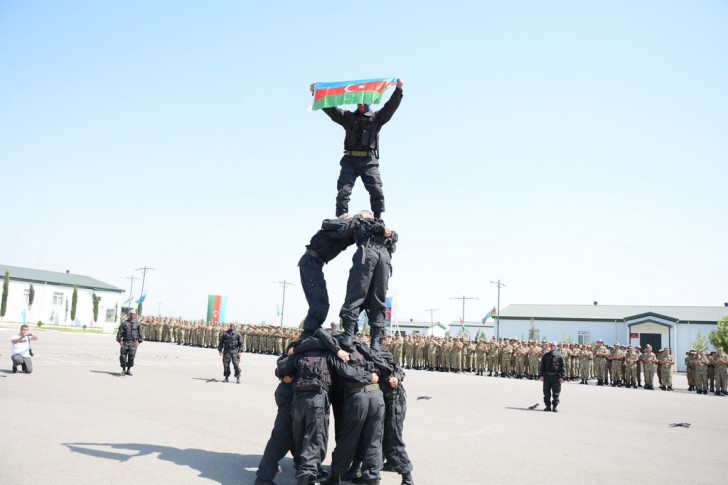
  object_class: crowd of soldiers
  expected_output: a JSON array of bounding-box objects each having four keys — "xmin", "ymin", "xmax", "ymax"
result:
[
  {"xmin": 136, "ymin": 316, "xmax": 300, "ymax": 355},
  {"xmin": 133, "ymin": 316, "xmax": 728, "ymax": 396},
  {"xmin": 380, "ymin": 334, "xmax": 728, "ymax": 395}
]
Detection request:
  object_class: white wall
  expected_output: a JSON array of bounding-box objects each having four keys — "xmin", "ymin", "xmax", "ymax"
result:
[
  {"xmin": 2, "ymin": 280, "xmax": 123, "ymax": 329},
  {"xmin": 499, "ymin": 319, "xmax": 628, "ymax": 344}
]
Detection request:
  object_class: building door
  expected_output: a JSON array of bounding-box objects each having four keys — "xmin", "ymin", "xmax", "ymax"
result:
[{"xmin": 640, "ymin": 333, "xmax": 661, "ymax": 351}]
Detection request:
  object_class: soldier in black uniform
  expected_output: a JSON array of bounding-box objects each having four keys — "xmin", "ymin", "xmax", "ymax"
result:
[
  {"xmin": 299, "ymin": 213, "xmax": 360, "ymax": 334},
  {"xmin": 379, "ymin": 350, "xmax": 414, "ymax": 485},
  {"xmin": 339, "ymin": 216, "xmax": 397, "ymax": 350},
  {"xmin": 539, "ymin": 342, "xmax": 566, "ymax": 412},
  {"xmin": 116, "ymin": 311, "xmax": 143, "ymax": 376},
  {"xmin": 218, "ymin": 323, "xmax": 244, "ymax": 383},
  {"xmin": 255, "ymin": 354, "xmax": 295, "ymax": 485},
  {"xmin": 311, "ymin": 79, "xmax": 403, "ymax": 218},
  {"xmin": 279, "ymin": 332, "xmax": 371, "ymax": 485},
  {"xmin": 325, "ymin": 336, "xmax": 393, "ymax": 485}
]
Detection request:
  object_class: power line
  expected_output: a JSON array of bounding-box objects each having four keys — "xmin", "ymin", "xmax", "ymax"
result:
[{"xmin": 449, "ymin": 296, "xmax": 478, "ymax": 324}]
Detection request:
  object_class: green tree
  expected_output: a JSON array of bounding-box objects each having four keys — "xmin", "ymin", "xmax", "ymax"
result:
[
  {"xmin": 1, "ymin": 270, "xmax": 8, "ymax": 317},
  {"xmin": 70, "ymin": 285, "xmax": 78, "ymax": 321},
  {"xmin": 692, "ymin": 331, "xmax": 708, "ymax": 353},
  {"xmin": 92, "ymin": 293, "xmax": 99, "ymax": 323},
  {"xmin": 709, "ymin": 316, "xmax": 728, "ymax": 352},
  {"xmin": 28, "ymin": 284, "xmax": 35, "ymax": 307}
]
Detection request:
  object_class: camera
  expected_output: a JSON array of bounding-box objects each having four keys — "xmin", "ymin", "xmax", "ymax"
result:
[{"xmin": 29, "ymin": 349, "xmax": 34, "ymax": 357}]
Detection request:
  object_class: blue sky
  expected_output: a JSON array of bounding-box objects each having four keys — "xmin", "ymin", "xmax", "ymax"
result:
[{"xmin": 1, "ymin": 1, "xmax": 726, "ymax": 325}]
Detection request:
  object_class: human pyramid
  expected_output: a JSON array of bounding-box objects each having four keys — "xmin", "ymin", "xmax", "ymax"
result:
[{"xmin": 255, "ymin": 78, "xmax": 411, "ymax": 485}]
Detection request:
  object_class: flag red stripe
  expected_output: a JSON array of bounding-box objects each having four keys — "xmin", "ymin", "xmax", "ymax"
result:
[{"xmin": 212, "ymin": 295, "xmax": 221, "ymax": 322}]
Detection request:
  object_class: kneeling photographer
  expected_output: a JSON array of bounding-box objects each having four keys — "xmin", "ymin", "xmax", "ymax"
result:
[{"xmin": 11, "ymin": 324, "xmax": 38, "ymax": 374}]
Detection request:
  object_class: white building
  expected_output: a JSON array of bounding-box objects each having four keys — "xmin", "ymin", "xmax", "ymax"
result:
[
  {"xmin": 446, "ymin": 321, "xmax": 495, "ymax": 340},
  {"xmin": 0, "ymin": 264, "xmax": 124, "ymax": 331},
  {"xmin": 496, "ymin": 303, "xmax": 728, "ymax": 371},
  {"xmin": 388, "ymin": 319, "xmax": 448, "ymax": 337}
]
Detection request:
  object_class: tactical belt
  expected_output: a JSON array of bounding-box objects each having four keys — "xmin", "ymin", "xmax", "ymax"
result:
[
  {"xmin": 294, "ymin": 383, "xmax": 326, "ymax": 393},
  {"xmin": 384, "ymin": 391, "xmax": 406, "ymax": 401},
  {"xmin": 344, "ymin": 150, "xmax": 372, "ymax": 156},
  {"xmin": 546, "ymin": 372, "xmax": 560, "ymax": 376},
  {"xmin": 305, "ymin": 249, "xmax": 322, "ymax": 261},
  {"xmin": 348, "ymin": 383, "xmax": 380, "ymax": 394}
]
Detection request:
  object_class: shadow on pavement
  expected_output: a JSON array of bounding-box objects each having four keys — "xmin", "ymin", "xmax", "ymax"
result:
[
  {"xmin": 89, "ymin": 370, "xmax": 126, "ymax": 377},
  {"xmin": 505, "ymin": 405, "xmax": 543, "ymax": 412},
  {"xmin": 63, "ymin": 442, "xmax": 261, "ymax": 485}
]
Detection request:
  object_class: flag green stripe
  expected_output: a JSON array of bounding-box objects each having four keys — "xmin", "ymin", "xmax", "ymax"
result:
[{"xmin": 312, "ymin": 90, "xmax": 386, "ymax": 110}]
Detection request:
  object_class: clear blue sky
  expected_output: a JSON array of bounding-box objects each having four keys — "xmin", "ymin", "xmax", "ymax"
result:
[{"xmin": 1, "ymin": 1, "xmax": 726, "ymax": 326}]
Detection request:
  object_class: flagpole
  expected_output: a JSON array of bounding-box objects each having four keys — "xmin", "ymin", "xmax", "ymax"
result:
[
  {"xmin": 275, "ymin": 280, "xmax": 294, "ymax": 327},
  {"xmin": 490, "ymin": 280, "xmax": 506, "ymax": 339}
]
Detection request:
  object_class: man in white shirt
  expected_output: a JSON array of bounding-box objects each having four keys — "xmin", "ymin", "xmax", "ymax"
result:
[{"xmin": 11, "ymin": 324, "xmax": 38, "ymax": 373}]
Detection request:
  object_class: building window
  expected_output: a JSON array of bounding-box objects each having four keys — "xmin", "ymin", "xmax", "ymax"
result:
[
  {"xmin": 578, "ymin": 331, "xmax": 591, "ymax": 345},
  {"xmin": 53, "ymin": 292, "xmax": 64, "ymax": 306}
]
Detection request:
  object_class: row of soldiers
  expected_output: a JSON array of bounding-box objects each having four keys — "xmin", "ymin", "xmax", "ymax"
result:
[
  {"xmin": 132, "ymin": 316, "xmax": 728, "ymax": 396},
  {"xmin": 136, "ymin": 316, "xmax": 301, "ymax": 354},
  {"xmin": 380, "ymin": 334, "xmax": 728, "ymax": 395}
]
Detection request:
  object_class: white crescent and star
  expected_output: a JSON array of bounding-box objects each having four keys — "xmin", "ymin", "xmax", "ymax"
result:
[{"xmin": 344, "ymin": 84, "xmax": 367, "ymax": 92}]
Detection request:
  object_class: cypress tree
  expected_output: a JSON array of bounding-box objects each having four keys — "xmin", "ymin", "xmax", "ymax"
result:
[
  {"xmin": 0, "ymin": 270, "xmax": 8, "ymax": 317},
  {"xmin": 71, "ymin": 285, "xmax": 78, "ymax": 321}
]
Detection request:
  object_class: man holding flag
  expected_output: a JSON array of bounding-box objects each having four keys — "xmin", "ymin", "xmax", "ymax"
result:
[{"xmin": 310, "ymin": 77, "xmax": 403, "ymax": 219}]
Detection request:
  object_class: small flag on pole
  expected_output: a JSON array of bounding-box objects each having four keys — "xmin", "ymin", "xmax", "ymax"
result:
[
  {"xmin": 135, "ymin": 293, "xmax": 146, "ymax": 304},
  {"xmin": 22, "ymin": 309, "xmax": 26, "ymax": 326},
  {"xmin": 482, "ymin": 307, "xmax": 497, "ymax": 324}
]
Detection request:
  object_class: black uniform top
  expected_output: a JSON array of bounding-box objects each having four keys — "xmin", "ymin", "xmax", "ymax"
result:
[
  {"xmin": 323, "ymin": 87, "xmax": 403, "ymax": 153},
  {"xmin": 306, "ymin": 218, "xmax": 358, "ymax": 263},
  {"xmin": 540, "ymin": 350, "xmax": 566, "ymax": 380},
  {"xmin": 378, "ymin": 350, "xmax": 406, "ymax": 398},
  {"xmin": 218, "ymin": 329, "xmax": 244, "ymax": 353},
  {"xmin": 277, "ymin": 348, "xmax": 372, "ymax": 392},
  {"xmin": 354, "ymin": 217, "xmax": 390, "ymax": 247},
  {"xmin": 116, "ymin": 318, "xmax": 143, "ymax": 343}
]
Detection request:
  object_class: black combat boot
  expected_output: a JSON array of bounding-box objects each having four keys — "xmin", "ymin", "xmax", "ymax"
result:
[
  {"xmin": 323, "ymin": 472, "xmax": 340, "ymax": 485},
  {"xmin": 253, "ymin": 477, "xmax": 276, "ymax": 485},
  {"xmin": 544, "ymin": 405, "xmax": 551, "ymax": 412},
  {"xmin": 343, "ymin": 463, "xmax": 361, "ymax": 480},
  {"xmin": 296, "ymin": 476, "xmax": 312, "ymax": 485},
  {"xmin": 400, "ymin": 472, "xmax": 415, "ymax": 485},
  {"xmin": 488, "ymin": 371, "xmax": 492, "ymax": 376},
  {"xmin": 370, "ymin": 327, "xmax": 382, "ymax": 351},
  {"xmin": 552, "ymin": 404, "xmax": 558, "ymax": 413},
  {"xmin": 126, "ymin": 368, "xmax": 133, "ymax": 376}
]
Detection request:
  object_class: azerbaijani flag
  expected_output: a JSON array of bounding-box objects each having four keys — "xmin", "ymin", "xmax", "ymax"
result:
[
  {"xmin": 312, "ymin": 77, "xmax": 396, "ymax": 110},
  {"xmin": 482, "ymin": 306, "xmax": 497, "ymax": 324},
  {"xmin": 207, "ymin": 295, "xmax": 228, "ymax": 323}
]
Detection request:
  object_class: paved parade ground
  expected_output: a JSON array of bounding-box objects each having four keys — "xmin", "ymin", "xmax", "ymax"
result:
[{"xmin": 1, "ymin": 326, "xmax": 726, "ymax": 485}]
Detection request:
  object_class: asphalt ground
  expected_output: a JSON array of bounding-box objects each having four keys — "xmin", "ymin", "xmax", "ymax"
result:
[{"xmin": 1, "ymin": 327, "xmax": 726, "ymax": 485}]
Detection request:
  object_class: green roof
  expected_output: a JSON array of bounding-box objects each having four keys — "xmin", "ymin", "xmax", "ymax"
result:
[
  {"xmin": 0, "ymin": 264, "xmax": 123, "ymax": 293},
  {"xmin": 499, "ymin": 304, "xmax": 728, "ymax": 324}
]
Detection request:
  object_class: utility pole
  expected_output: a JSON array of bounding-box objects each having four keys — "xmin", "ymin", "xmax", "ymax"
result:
[
  {"xmin": 490, "ymin": 279, "xmax": 506, "ymax": 339},
  {"xmin": 123, "ymin": 275, "xmax": 139, "ymax": 310},
  {"xmin": 275, "ymin": 280, "xmax": 294, "ymax": 327},
  {"xmin": 449, "ymin": 296, "xmax": 478, "ymax": 327},
  {"xmin": 425, "ymin": 308, "xmax": 438, "ymax": 326},
  {"xmin": 135, "ymin": 266, "xmax": 155, "ymax": 316}
]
